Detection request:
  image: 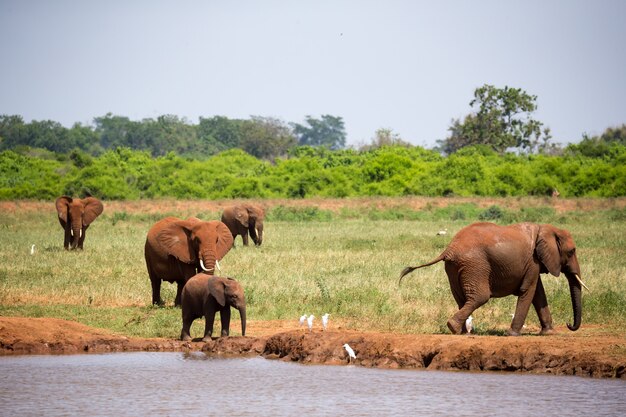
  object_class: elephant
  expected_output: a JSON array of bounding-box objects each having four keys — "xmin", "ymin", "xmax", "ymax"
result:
[
  {"xmin": 55, "ymin": 196, "xmax": 104, "ymax": 250},
  {"xmin": 221, "ymin": 203, "xmax": 265, "ymax": 246},
  {"xmin": 180, "ymin": 273, "xmax": 246, "ymax": 341},
  {"xmin": 399, "ymin": 222, "xmax": 588, "ymax": 336},
  {"xmin": 144, "ymin": 217, "xmax": 234, "ymax": 306}
]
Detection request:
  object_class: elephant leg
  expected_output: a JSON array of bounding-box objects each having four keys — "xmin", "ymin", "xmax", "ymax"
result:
[
  {"xmin": 64, "ymin": 229, "xmax": 71, "ymax": 250},
  {"xmin": 532, "ymin": 277, "xmax": 555, "ymax": 335},
  {"xmin": 509, "ymin": 278, "xmax": 538, "ymax": 336},
  {"xmin": 219, "ymin": 307, "xmax": 231, "ymax": 337},
  {"xmin": 203, "ymin": 309, "xmax": 217, "ymax": 341},
  {"xmin": 174, "ymin": 281, "xmax": 184, "ymax": 307},
  {"xmin": 78, "ymin": 228, "xmax": 86, "ymax": 250},
  {"xmin": 181, "ymin": 313, "xmax": 194, "ymax": 341},
  {"xmin": 445, "ymin": 263, "xmax": 488, "ymax": 334},
  {"xmin": 449, "ymin": 296, "xmax": 488, "ymax": 335},
  {"xmin": 242, "ymin": 232, "xmax": 249, "ymax": 246},
  {"xmin": 151, "ymin": 278, "xmax": 163, "ymax": 306}
]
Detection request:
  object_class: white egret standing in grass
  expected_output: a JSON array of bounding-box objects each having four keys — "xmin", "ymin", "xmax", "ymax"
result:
[
  {"xmin": 437, "ymin": 228, "xmax": 448, "ymax": 236},
  {"xmin": 307, "ymin": 315, "xmax": 315, "ymax": 332},
  {"xmin": 465, "ymin": 315, "xmax": 473, "ymax": 334},
  {"xmin": 322, "ymin": 313, "xmax": 330, "ymax": 331},
  {"xmin": 343, "ymin": 343, "xmax": 356, "ymax": 363},
  {"xmin": 30, "ymin": 244, "xmax": 35, "ymax": 255},
  {"xmin": 299, "ymin": 314, "xmax": 307, "ymax": 328}
]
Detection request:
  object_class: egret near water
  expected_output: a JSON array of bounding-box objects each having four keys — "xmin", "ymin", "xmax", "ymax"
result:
[
  {"xmin": 299, "ymin": 314, "xmax": 307, "ymax": 328},
  {"xmin": 322, "ymin": 313, "xmax": 330, "ymax": 331},
  {"xmin": 465, "ymin": 315, "xmax": 473, "ymax": 334},
  {"xmin": 307, "ymin": 315, "xmax": 315, "ymax": 332},
  {"xmin": 343, "ymin": 343, "xmax": 356, "ymax": 363}
]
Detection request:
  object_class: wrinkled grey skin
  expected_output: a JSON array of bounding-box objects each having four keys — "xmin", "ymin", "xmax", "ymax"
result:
[
  {"xmin": 221, "ymin": 204, "xmax": 265, "ymax": 246},
  {"xmin": 55, "ymin": 196, "xmax": 104, "ymax": 250},
  {"xmin": 144, "ymin": 217, "xmax": 234, "ymax": 306},
  {"xmin": 400, "ymin": 222, "xmax": 584, "ymax": 336},
  {"xmin": 180, "ymin": 274, "xmax": 246, "ymax": 341}
]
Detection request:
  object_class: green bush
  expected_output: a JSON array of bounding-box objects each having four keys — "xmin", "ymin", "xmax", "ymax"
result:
[{"xmin": 1, "ymin": 145, "xmax": 626, "ymax": 200}]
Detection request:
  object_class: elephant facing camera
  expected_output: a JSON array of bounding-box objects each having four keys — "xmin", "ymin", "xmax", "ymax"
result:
[
  {"xmin": 221, "ymin": 204, "xmax": 265, "ymax": 246},
  {"xmin": 180, "ymin": 274, "xmax": 246, "ymax": 341},
  {"xmin": 55, "ymin": 196, "xmax": 104, "ymax": 250},
  {"xmin": 144, "ymin": 217, "xmax": 234, "ymax": 307}
]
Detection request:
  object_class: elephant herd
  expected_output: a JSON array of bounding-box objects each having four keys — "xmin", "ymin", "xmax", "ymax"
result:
[
  {"xmin": 56, "ymin": 196, "xmax": 263, "ymax": 340},
  {"xmin": 55, "ymin": 195, "xmax": 588, "ymax": 339}
]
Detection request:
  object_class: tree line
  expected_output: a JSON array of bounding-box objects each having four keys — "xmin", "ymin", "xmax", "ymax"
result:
[
  {"xmin": 1, "ymin": 85, "xmax": 624, "ymax": 159},
  {"xmin": 1, "ymin": 143, "xmax": 624, "ymax": 201},
  {"xmin": 0, "ymin": 113, "xmax": 347, "ymax": 160}
]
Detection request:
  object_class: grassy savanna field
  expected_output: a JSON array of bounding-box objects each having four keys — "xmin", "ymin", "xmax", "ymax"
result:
[{"xmin": 1, "ymin": 197, "xmax": 625, "ymax": 340}]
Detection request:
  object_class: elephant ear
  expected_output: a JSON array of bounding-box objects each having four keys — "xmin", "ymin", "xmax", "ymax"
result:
[
  {"xmin": 536, "ymin": 225, "xmax": 561, "ymax": 277},
  {"xmin": 156, "ymin": 220, "xmax": 196, "ymax": 263},
  {"xmin": 81, "ymin": 197, "xmax": 104, "ymax": 226},
  {"xmin": 55, "ymin": 196, "xmax": 72, "ymax": 224},
  {"xmin": 213, "ymin": 220, "xmax": 234, "ymax": 260},
  {"xmin": 248, "ymin": 205, "xmax": 264, "ymax": 222},
  {"xmin": 235, "ymin": 206, "xmax": 250, "ymax": 228},
  {"xmin": 207, "ymin": 277, "xmax": 226, "ymax": 307}
]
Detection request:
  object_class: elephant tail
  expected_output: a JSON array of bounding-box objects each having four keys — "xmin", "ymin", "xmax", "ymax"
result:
[{"xmin": 398, "ymin": 254, "xmax": 445, "ymax": 285}]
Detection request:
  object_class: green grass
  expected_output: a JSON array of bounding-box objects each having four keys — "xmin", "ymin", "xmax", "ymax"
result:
[{"xmin": 1, "ymin": 200, "xmax": 625, "ymax": 339}]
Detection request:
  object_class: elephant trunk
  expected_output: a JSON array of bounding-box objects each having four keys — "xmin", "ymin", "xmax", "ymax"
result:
[
  {"xmin": 239, "ymin": 306, "xmax": 246, "ymax": 336},
  {"xmin": 71, "ymin": 219, "xmax": 82, "ymax": 247},
  {"xmin": 255, "ymin": 225, "xmax": 263, "ymax": 246},
  {"xmin": 199, "ymin": 249, "xmax": 217, "ymax": 274},
  {"xmin": 566, "ymin": 273, "xmax": 583, "ymax": 331}
]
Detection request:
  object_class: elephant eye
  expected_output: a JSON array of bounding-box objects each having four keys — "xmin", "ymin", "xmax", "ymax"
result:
[{"xmin": 568, "ymin": 248, "xmax": 576, "ymax": 257}]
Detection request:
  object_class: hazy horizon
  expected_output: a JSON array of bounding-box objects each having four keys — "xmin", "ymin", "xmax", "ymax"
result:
[{"xmin": 1, "ymin": 0, "xmax": 624, "ymax": 148}]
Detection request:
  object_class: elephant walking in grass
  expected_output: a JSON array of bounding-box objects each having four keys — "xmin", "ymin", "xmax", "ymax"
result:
[
  {"xmin": 400, "ymin": 222, "xmax": 588, "ymax": 336},
  {"xmin": 144, "ymin": 217, "xmax": 234, "ymax": 306},
  {"xmin": 180, "ymin": 274, "xmax": 246, "ymax": 341},
  {"xmin": 221, "ymin": 204, "xmax": 265, "ymax": 246},
  {"xmin": 55, "ymin": 196, "xmax": 104, "ymax": 250}
]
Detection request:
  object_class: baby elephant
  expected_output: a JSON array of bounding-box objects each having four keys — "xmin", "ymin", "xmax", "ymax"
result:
[{"xmin": 180, "ymin": 274, "xmax": 246, "ymax": 341}]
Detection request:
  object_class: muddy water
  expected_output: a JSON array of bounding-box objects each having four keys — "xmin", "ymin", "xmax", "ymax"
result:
[{"xmin": 0, "ymin": 353, "xmax": 624, "ymax": 416}]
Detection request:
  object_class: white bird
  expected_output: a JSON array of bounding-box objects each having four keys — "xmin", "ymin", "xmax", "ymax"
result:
[
  {"xmin": 307, "ymin": 315, "xmax": 315, "ymax": 332},
  {"xmin": 299, "ymin": 314, "xmax": 307, "ymax": 328},
  {"xmin": 436, "ymin": 228, "xmax": 448, "ymax": 236},
  {"xmin": 321, "ymin": 313, "xmax": 330, "ymax": 331},
  {"xmin": 343, "ymin": 343, "xmax": 356, "ymax": 363},
  {"xmin": 30, "ymin": 244, "xmax": 35, "ymax": 255},
  {"xmin": 465, "ymin": 315, "xmax": 473, "ymax": 334}
]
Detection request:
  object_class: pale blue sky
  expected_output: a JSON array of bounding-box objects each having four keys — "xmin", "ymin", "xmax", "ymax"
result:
[{"xmin": 1, "ymin": 0, "xmax": 624, "ymax": 148}]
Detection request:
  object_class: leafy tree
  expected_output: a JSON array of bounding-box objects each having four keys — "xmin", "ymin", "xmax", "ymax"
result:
[
  {"xmin": 0, "ymin": 115, "xmax": 27, "ymax": 150},
  {"xmin": 93, "ymin": 113, "xmax": 137, "ymax": 150},
  {"xmin": 358, "ymin": 128, "xmax": 412, "ymax": 151},
  {"xmin": 600, "ymin": 124, "xmax": 626, "ymax": 144},
  {"xmin": 566, "ymin": 124, "xmax": 626, "ymax": 157},
  {"xmin": 197, "ymin": 116, "xmax": 243, "ymax": 155},
  {"xmin": 67, "ymin": 122, "xmax": 101, "ymax": 154},
  {"xmin": 439, "ymin": 85, "xmax": 553, "ymax": 154},
  {"xmin": 239, "ymin": 116, "xmax": 296, "ymax": 159},
  {"xmin": 292, "ymin": 115, "xmax": 346, "ymax": 149}
]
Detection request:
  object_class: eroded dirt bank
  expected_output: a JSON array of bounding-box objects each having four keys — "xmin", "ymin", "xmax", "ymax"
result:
[{"xmin": 1, "ymin": 317, "xmax": 624, "ymax": 379}]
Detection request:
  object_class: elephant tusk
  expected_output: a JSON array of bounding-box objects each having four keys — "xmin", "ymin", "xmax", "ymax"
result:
[
  {"xmin": 215, "ymin": 259, "xmax": 221, "ymax": 273},
  {"xmin": 575, "ymin": 274, "xmax": 590, "ymax": 292},
  {"xmin": 199, "ymin": 259, "xmax": 214, "ymax": 272},
  {"xmin": 70, "ymin": 229, "xmax": 74, "ymax": 237},
  {"xmin": 79, "ymin": 229, "xmax": 82, "ymax": 238}
]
